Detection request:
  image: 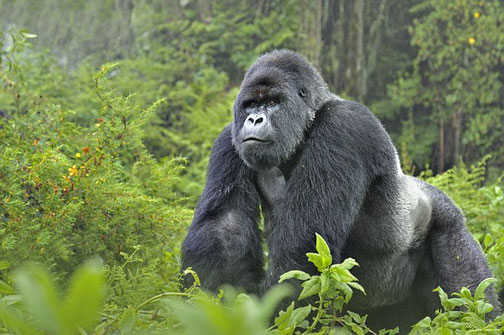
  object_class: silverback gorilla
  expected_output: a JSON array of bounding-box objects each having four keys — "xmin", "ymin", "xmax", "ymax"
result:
[{"xmin": 181, "ymin": 50, "xmax": 500, "ymax": 330}]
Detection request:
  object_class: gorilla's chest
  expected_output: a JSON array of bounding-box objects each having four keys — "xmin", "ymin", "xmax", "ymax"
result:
[{"xmin": 256, "ymin": 167, "xmax": 286, "ymax": 209}]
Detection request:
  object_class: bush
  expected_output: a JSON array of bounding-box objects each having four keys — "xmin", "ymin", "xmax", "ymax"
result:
[{"xmin": 0, "ymin": 33, "xmax": 191, "ymax": 281}]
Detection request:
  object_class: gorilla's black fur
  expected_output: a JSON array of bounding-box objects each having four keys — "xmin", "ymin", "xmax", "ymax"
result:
[{"xmin": 181, "ymin": 50, "xmax": 500, "ymax": 330}]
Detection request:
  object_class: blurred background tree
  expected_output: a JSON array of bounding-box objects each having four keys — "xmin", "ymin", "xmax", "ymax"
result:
[{"xmin": 2, "ymin": 0, "xmax": 501, "ymax": 181}]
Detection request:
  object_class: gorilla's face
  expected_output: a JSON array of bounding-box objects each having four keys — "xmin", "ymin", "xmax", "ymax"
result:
[{"xmin": 232, "ymin": 66, "xmax": 314, "ymax": 170}]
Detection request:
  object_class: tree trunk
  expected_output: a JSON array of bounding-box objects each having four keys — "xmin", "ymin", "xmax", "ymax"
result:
[
  {"xmin": 355, "ymin": 0, "xmax": 365, "ymax": 102},
  {"xmin": 438, "ymin": 119, "xmax": 445, "ymax": 173},
  {"xmin": 452, "ymin": 107, "xmax": 462, "ymax": 167},
  {"xmin": 300, "ymin": 0, "xmax": 323, "ymax": 69}
]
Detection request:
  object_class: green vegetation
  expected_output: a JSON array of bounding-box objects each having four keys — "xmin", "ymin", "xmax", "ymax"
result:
[{"xmin": 0, "ymin": 0, "xmax": 503, "ymax": 333}]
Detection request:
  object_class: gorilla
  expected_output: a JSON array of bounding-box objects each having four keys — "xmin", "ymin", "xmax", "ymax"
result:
[{"xmin": 181, "ymin": 50, "xmax": 500, "ymax": 330}]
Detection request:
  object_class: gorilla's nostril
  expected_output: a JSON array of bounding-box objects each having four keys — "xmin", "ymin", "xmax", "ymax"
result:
[
  {"xmin": 247, "ymin": 116, "xmax": 255, "ymax": 124},
  {"xmin": 255, "ymin": 117, "xmax": 264, "ymax": 125}
]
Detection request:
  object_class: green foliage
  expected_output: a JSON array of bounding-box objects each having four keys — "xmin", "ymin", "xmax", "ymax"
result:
[
  {"xmin": 0, "ymin": 260, "xmax": 105, "ymax": 334},
  {"xmin": 387, "ymin": 0, "xmax": 504, "ymax": 170},
  {"xmin": 411, "ymin": 279, "xmax": 503, "ymax": 334},
  {"xmin": 1, "ymin": 234, "xmax": 501, "ymax": 334},
  {"xmin": 275, "ymin": 233, "xmax": 388, "ymax": 335},
  {"xmin": 1, "ymin": 0, "xmax": 504, "ymax": 332},
  {"xmin": 0, "ymin": 35, "xmax": 191, "ymax": 280}
]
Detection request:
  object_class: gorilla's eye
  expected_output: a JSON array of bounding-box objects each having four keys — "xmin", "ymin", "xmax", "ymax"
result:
[{"xmin": 266, "ymin": 100, "xmax": 276, "ymax": 107}]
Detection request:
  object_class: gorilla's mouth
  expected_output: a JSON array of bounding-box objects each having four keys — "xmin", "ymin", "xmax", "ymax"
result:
[{"xmin": 243, "ymin": 137, "xmax": 271, "ymax": 144}]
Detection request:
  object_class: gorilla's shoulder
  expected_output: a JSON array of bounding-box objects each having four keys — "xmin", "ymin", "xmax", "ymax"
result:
[
  {"xmin": 308, "ymin": 97, "xmax": 395, "ymax": 166},
  {"xmin": 315, "ymin": 98, "xmax": 385, "ymax": 135}
]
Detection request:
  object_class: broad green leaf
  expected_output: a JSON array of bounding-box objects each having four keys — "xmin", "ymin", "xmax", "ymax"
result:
[
  {"xmin": 330, "ymin": 271, "xmax": 341, "ymax": 282},
  {"xmin": 474, "ymin": 277, "xmax": 497, "ymax": 301},
  {"xmin": 331, "ymin": 266, "xmax": 358, "ymax": 282},
  {"xmin": 334, "ymin": 282, "xmax": 353, "ymax": 303},
  {"xmin": 348, "ymin": 282, "xmax": 366, "ymax": 295},
  {"xmin": 274, "ymin": 301, "xmax": 294, "ymax": 331},
  {"xmin": 1, "ymin": 294, "xmax": 22, "ymax": 306},
  {"xmin": 0, "ymin": 280, "xmax": 14, "ymax": 294},
  {"xmin": 299, "ymin": 276, "xmax": 321, "ymax": 300},
  {"xmin": 0, "ymin": 304, "xmax": 37, "ymax": 335},
  {"xmin": 340, "ymin": 258, "xmax": 359, "ymax": 270},
  {"xmin": 459, "ymin": 287, "xmax": 472, "ymax": 300},
  {"xmin": 446, "ymin": 321, "xmax": 463, "ymax": 330},
  {"xmin": 61, "ymin": 259, "xmax": 105, "ymax": 333},
  {"xmin": 289, "ymin": 305, "xmax": 312, "ymax": 327},
  {"xmin": 351, "ymin": 324, "xmax": 365, "ymax": 335},
  {"xmin": 475, "ymin": 300, "xmax": 494, "ymax": 316},
  {"xmin": 413, "ymin": 316, "xmax": 432, "ymax": 328},
  {"xmin": 279, "ymin": 270, "xmax": 310, "ymax": 283},
  {"xmin": 347, "ymin": 310, "xmax": 362, "ymax": 323},
  {"xmin": 14, "ymin": 265, "xmax": 64, "ymax": 334},
  {"xmin": 315, "ymin": 233, "xmax": 332, "ymax": 268},
  {"xmin": 320, "ymin": 272, "xmax": 330, "ymax": 295},
  {"xmin": 483, "ymin": 234, "xmax": 492, "ymax": 248},
  {"xmin": 258, "ymin": 284, "xmax": 292, "ymax": 319},
  {"xmin": 307, "ymin": 253, "xmax": 325, "ymax": 272}
]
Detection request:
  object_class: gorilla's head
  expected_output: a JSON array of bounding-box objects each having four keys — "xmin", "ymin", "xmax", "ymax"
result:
[{"xmin": 232, "ymin": 50, "xmax": 331, "ymax": 170}]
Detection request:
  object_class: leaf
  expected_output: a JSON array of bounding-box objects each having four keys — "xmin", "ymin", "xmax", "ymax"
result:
[
  {"xmin": 320, "ymin": 272, "xmax": 330, "ymax": 295},
  {"xmin": 348, "ymin": 282, "xmax": 366, "ymax": 295},
  {"xmin": 483, "ymin": 234, "xmax": 492, "ymax": 248},
  {"xmin": 475, "ymin": 300, "xmax": 494, "ymax": 316},
  {"xmin": 1, "ymin": 294, "xmax": 22, "ymax": 306},
  {"xmin": 21, "ymin": 32, "xmax": 37, "ymax": 39},
  {"xmin": 289, "ymin": 305, "xmax": 312, "ymax": 327},
  {"xmin": 274, "ymin": 302, "xmax": 295, "ymax": 334},
  {"xmin": 347, "ymin": 310, "xmax": 362, "ymax": 323},
  {"xmin": 474, "ymin": 277, "xmax": 497, "ymax": 301},
  {"xmin": 340, "ymin": 258, "xmax": 359, "ymax": 270},
  {"xmin": 0, "ymin": 261, "xmax": 10, "ymax": 271},
  {"xmin": 331, "ymin": 266, "xmax": 358, "ymax": 282},
  {"xmin": 334, "ymin": 282, "xmax": 353, "ymax": 303},
  {"xmin": 351, "ymin": 324, "xmax": 365, "ymax": 335},
  {"xmin": 0, "ymin": 304, "xmax": 37, "ymax": 335},
  {"xmin": 307, "ymin": 253, "xmax": 325, "ymax": 272},
  {"xmin": 459, "ymin": 287, "xmax": 472, "ymax": 300},
  {"xmin": 258, "ymin": 284, "xmax": 292, "ymax": 320},
  {"xmin": 14, "ymin": 265, "xmax": 64, "ymax": 334},
  {"xmin": 413, "ymin": 316, "xmax": 432, "ymax": 328},
  {"xmin": 299, "ymin": 276, "xmax": 321, "ymax": 300},
  {"xmin": 61, "ymin": 259, "xmax": 105, "ymax": 332},
  {"xmin": 279, "ymin": 270, "xmax": 310, "ymax": 283},
  {"xmin": 315, "ymin": 233, "xmax": 332, "ymax": 268},
  {"xmin": 379, "ymin": 327, "xmax": 400, "ymax": 335},
  {"xmin": 0, "ymin": 280, "xmax": 14, "ymax": 294}
]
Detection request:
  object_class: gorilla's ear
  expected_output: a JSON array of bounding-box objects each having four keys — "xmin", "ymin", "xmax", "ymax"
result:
[{"xmin": 298, "ymin": 89, "xmax": 306, "ymax": 98}]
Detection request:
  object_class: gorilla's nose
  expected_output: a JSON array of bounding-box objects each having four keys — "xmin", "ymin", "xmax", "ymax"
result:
[{"xmin": 244, "ymin": 113, "xmax": 267, "ymax": 130}]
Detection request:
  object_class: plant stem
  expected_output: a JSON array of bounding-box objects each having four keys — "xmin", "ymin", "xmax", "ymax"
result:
[
  {"xmin": 302, "ymin": 297, "xmax": 324, "ymax": 335},
  {"xmin": 136, "ymin": 292, "xmax": 190, "ymax": 311}
]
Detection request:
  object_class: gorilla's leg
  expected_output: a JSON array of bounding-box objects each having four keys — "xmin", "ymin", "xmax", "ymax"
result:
[{"xmin": 420, "ymin": 181, "xmax": 501, "ymax": 315}]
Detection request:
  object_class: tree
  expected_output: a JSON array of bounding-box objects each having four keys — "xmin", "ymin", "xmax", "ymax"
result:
[{"xmin": 388, "ymin": 0, "xmax": 504, "ymax": 174}]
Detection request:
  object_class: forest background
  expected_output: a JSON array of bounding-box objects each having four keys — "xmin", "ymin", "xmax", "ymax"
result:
[{"xmin": 0, "ymin": 0, "xmax": 503, "ymax": 334}]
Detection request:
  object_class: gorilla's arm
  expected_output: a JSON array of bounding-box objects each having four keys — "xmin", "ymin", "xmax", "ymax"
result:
[
  {"xmin": 265, "ymin": 100, "xmax": 397, "ymax": 288},
  {"xmin": 181, "ymin": 125, "xmax": 264, "ymax": 293}
]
